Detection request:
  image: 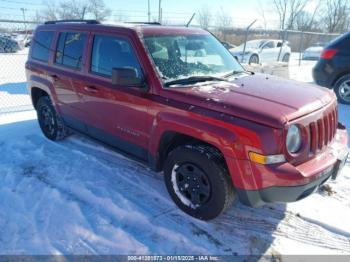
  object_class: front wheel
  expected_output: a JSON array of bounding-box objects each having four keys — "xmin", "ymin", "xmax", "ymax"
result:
[
  {"xmin": 164, "ymin": 145, "xmax": 235, "ymax": 220},
  {"xmin": 249, "ymin": 54, "xmax": 259, "ymax": 64},
  {"xmin": 36, "ymin": 96, "xmax": 69, "ymax": 141},
  {"xmin": 334, "ymin": 75, "xmax": 350, "ymax": 105}
]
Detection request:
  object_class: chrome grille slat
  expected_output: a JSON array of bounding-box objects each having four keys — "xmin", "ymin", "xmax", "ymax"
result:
[{"xmin": 309, "ymin": 106, "xmax": 337, "ymax": 155}]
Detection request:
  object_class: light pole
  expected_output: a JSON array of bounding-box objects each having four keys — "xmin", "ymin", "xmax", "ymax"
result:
[
  {"xmin": 148, "ymin": 0, "xmax": 151, "ymax": 22},
  {"xmin": 20, "ymin": 8, "xmax": 28, "ymax": 37},
  {"xmin": 158, "ymin": 0, "xmax": 162, "ymax": 23}
]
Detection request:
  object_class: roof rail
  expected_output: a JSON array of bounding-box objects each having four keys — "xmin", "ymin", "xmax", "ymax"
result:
[
  {"xmin": 44, "ymin": 20, "xmax": 100, "ymax": 25},
  {"xmin": 126, "ymin": 22, "xmax": 161, "ymax": 25}
]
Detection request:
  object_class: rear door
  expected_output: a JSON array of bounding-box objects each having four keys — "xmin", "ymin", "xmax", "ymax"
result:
[
  {"xmin": 75, "ymin": 33, "xmax": 152, "ymax": 160},
  {"xmin": 49, "ymin": 31, "xmax": 89, "ymax": 132}
]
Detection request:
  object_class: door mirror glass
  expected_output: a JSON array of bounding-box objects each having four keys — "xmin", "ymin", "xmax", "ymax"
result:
[{"xmin": 112, "ymin": 67, "xmax": 144, "ymax": 86}]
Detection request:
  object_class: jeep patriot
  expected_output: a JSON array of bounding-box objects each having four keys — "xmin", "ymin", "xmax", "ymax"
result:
[{"xmin": 26, "ymin": 20, "xmax": 349, "ymax": 220}]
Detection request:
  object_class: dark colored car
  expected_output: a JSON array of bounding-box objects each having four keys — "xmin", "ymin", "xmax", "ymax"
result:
[
  {"xmin": 26, "ymin": 20, "xmax": 349, "ymax": 220},
  {"xmin": 313, "ymin": 33, "xmax": 350, "ymax": 104},
  {"xmin": 0, "ymin": 36, "xmax": 20, "ymax": 53}
]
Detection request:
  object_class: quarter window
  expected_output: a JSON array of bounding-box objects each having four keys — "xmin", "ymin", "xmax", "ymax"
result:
[
  {"xmin": 90, "ymin": 35, "xmax": 142, "ymax": 78},
  {"xmin": 55, "ymin": 32, "xmax": 86, "ymax": 69},
  {"xmin": 31, "ymin": 31, "xmax": 54, "ymax": 62}
]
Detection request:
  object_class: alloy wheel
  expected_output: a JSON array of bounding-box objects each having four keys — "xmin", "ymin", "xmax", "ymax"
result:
[
  {"xmin": 339, "ymin": 80, "xmax": 350, "ymax": 102},
  {"xmin": 171, "ymin": 162, "xmax": 211, "ymax": 208}
]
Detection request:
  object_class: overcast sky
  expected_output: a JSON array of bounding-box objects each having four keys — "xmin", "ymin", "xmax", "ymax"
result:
[{"xmin": 0, "ymin": 0, "xmax": 319, "ymax": 29}]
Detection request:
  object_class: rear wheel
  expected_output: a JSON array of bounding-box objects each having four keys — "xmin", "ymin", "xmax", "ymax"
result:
[
  {"xmin": 334, "ymin": 75, "xmax": 350, "ymax": 105},
  {"xmin": 249, "ymin": 54, "xmax": 259, "ymax": 64},
  {"xmin": 36, "ymin": 96, "xmax": 69, "ymax": 141},
  {"xmin": 164, "ymin": 144, "xmax": 235, "ymax": 220}
]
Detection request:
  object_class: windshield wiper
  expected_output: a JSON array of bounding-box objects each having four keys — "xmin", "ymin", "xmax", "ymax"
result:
[
  {"xmin": 165, "ymin": 76, "xmax": 227, "ymax": 87},
  {"xmin": 223, "ymin": 70, "xmax": 253, "ymax": 78}
]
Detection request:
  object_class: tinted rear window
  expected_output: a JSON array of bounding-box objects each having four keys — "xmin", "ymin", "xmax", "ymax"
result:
[
  {"xmin": 31, "ymin": 31, "xmax": 54, "ymax": 62},
  {"xmin": 55, "ymin": 32, "xmax": 86, "ymax": 69}
]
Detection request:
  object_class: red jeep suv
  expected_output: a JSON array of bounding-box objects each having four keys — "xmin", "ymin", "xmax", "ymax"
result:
[{"xmin": 26, "ymin": 20, "xmax": 349, "ymax": 220}]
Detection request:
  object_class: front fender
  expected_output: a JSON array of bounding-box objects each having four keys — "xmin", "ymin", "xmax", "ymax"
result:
[{"xmin": 149, "ymin": 111, "xmax": 238, "ymax": 159}]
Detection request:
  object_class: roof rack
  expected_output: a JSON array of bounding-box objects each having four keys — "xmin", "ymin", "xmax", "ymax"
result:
[
  {"xmin": 126, "ymin": 22, "xmax": 161, "ymax": 25},
  {"xmin": 44, "ymin": 20, "xmax": 100, "ymax": 25}
]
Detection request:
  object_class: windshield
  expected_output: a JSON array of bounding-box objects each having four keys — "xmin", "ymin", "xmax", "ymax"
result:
[
  {"xmin": 238, "ymin": 40, "xmax": 266, "ymax": 50},
  {"xmin": 143, "ymin": 34, "xmax": 244, "ymax": 84}
]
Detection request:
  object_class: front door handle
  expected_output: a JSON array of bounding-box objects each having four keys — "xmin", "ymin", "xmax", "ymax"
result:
[{"xmin": 84, "ymin": 85, "xmax": 99, "ymax": 93}]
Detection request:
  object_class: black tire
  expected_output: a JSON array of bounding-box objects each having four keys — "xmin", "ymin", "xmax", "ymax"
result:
[
  {"xmin": 36, "ymin": 96, "xmax": 69, "ymax": 141},
  {"xmin": 282, "ymin": 53, "xmax": 290, "ymax": 62},
  {"xmin": 164, "ymin": 144, "xmax": 235, "ymax": 220},
  {"xmin": 249, "ymin": 54, "xmax": 259, "ymax": 64},
  {"xmin": 333, "ymin": 75, "xmax": 350, "ymax": 105}
]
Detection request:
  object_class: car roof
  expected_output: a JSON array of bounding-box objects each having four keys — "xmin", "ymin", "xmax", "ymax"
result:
[{"xmin": 35, "ymin": 21, "xmax": 208, "ymax": 37}]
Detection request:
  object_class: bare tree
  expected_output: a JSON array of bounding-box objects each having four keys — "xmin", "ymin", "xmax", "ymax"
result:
[
  {"xmin": 320, "ymin": 0, "xmax": 350, "ymax": 33},
  {"xmin": 272, "ymin": 0, "xmax": 308, "ymax": 30},
  {"xmin": 256, "ymin": 0, "xmax": 268, "ymax": 30},
  {"xmin": 294, "ymin": 1, "xmax": 322, "ymax": 31},
  {"xmin": 216, "ymin": 7, "xmax": 233, "ymax": 40},
  {"xmin": 88, "ymin": 0, "xmax": 111, "ymax": 21},
  {"xmin": 39, "ymin": 0, "xmax": 111, "ymax": 21},
  {"xmin": 196, "ymin": 6, "xmax": 212, "ymax": 30},
  {"xmin": 272, "ymin": 0, "xmax": 288, "ymax": 29},
  {"xmin": 57, "ymin": 0, "xmax": 90, "ymax": 20},
  {"xmin": 40, "ymin": 1, "xmax": 60, "ymax": 21}
]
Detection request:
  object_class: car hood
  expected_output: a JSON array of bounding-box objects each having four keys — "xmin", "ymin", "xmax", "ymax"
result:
[{"xmin": 168, "ymin": 74, "xmax": 335, "ymax": 128}]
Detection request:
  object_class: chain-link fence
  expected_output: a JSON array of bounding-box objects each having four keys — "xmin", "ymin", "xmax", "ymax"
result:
[
  {"xmin": 214, "ymin": 26, "xmax": 340, "ymax": 64},
  {"xmin": 0, "ymin": 20, "xmax": 38, "ymax": 115},
  {"xmin": 0, "ymin": 19, "xmax": 344, "ymax": 116}
]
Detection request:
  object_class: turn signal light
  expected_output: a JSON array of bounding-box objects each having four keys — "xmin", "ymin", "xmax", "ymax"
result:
[{"xmin": 249, "ymin": 152, "xmax": 286, "ymax": 165}]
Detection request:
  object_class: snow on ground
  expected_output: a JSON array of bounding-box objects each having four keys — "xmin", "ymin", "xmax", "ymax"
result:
[
  {"xmin": 0, "ymin": 50, "xmax": 349, "ymax": 256},
  {"xmin": 0, "ymin": 112, "xmax": 349, "ymax": 255},
  {"xmin": 0, "ymin": 48, "xmax": 32, "ymax": 114}
]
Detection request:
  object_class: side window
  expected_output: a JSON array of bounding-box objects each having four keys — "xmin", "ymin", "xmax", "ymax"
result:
[
  {"xmin": 90, "ymin": 35, "xmax": 142, "ymax": 78},
  {"xmin": 263, "ymin": 41, "xmax": 275, "ymax": 49},
  {"xmin": 31, "ymin": 31, "xmax": 54, "ymax": 62},
  {"xmin": 55, "ymin": 32, "xmax": 86, "ymax": 69}
]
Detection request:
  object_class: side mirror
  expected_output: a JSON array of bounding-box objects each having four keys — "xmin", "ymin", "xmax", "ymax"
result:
[
  {"xmin": 112, "ymin": 67, "xmax": 144, "ymax": 87},
  {"xmin": 277, "ymin": 42, "xmax": 282, "ymax": 48}
]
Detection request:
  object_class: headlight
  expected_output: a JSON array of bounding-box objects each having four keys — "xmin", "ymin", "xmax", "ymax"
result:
[{"xmin": 286, "ymin": 125, "xmax": 302, "ymax": 153}]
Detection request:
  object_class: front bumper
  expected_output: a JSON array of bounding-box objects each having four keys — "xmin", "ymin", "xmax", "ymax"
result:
[
  {"xmin": 227, "ymin": 128, "xmax": 349, "ymax": 207},
  {"xmin": 237, "ymin": 151, "xmax": 348, "ymax": 207}
]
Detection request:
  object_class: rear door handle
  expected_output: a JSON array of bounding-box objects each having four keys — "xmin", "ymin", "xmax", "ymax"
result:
[{"xmin": 84, "ymin": 85, "xmax": 99, "ymax": 93}]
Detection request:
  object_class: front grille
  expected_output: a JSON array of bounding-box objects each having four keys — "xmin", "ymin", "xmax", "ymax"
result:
[{"xmin": 308, "ymin": 106, "xmax": 337, "ymax": 154}]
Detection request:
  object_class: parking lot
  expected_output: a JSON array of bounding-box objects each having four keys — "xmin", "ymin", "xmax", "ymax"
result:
[{"xmin": 0, "ymin": 48, "xmax": 349, "ymax": 255}]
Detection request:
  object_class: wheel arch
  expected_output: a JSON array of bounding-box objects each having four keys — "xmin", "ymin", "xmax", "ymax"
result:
[
  {"xmin": 149, "ymin": 113, "xmax": 238, "ymax": 174},
  {"xmin": 31, "ymin": 87, "xmax": 49, "ymax": 109},
  {"xmin": 332, "ymin": 70, "xmax": 350, "ymax": 87}
]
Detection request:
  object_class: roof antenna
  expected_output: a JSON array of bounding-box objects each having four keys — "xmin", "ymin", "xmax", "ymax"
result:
[{"xmin": 186, "ymin": 13, "xmax": 196, "ymax": 27}]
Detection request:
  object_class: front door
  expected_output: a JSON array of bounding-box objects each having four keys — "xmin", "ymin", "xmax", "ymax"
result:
[{"xmin": 76, "ymin": 33, "xmax": 152, "ymax": 160}]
